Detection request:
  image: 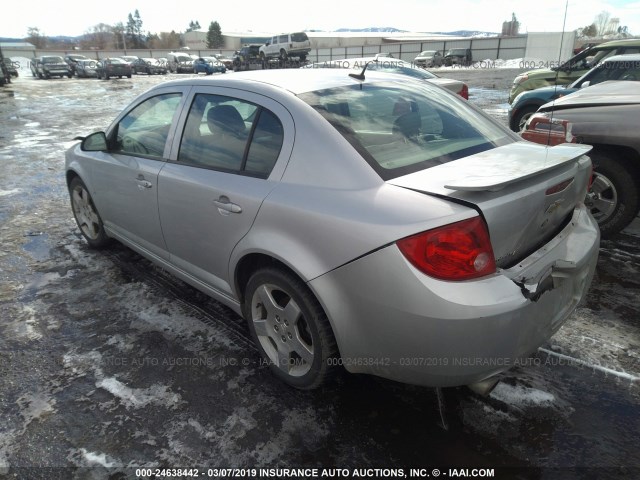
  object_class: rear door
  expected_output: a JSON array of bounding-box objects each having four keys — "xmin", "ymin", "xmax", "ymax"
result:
[{"xmin": 158, "ymin": 88, "xmax": 294, "ymax": 296}]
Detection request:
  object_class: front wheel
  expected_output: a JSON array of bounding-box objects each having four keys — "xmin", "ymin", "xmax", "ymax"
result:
[
  {"xmin": 69, "ymin": 177, "xmax": 111, "ymax": 248},
  {"xmin": 244, "ymin": 268, "xmax": 338, "ymax": 389},
  {"xmin": 586, "ymin": 153, "xmax": 640, "ymax": 237},
  {"xmin": 511, "ymin": 105, "xmax": 538, "ymax": 132}
]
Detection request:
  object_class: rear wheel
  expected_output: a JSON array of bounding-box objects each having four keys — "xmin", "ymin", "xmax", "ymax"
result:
[
  {"xmin": 244, "ymin": 267, "xmax": 338, "ymax": 389},
  {"xmin": 69, "ymin": 177, "xmax": 111, "ymax": 248},
  {"xmin": 586, "ymin": 152, "xmax": 640, "ymax": 237},
  {"xmin": 279, "ymin": 49, "xmax": 288, "ymax": 61}
]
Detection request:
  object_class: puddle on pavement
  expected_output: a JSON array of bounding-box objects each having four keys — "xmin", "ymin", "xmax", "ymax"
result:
[{"xmin": 22, "ymin": 232, "xmax": 51, "ymax": 262}]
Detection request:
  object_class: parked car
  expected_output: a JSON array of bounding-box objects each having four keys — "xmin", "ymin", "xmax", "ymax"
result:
[
  {"xmin": 509, "ymin": 38, "xmax": 640, "ymax": 103},
  {"xmin": 522, "ymin": 81, "xmax": 640, "ymax": 236},
  {"xmin": 259, "ymin": 32, "xmax": 311, "ymax": 61},
  {"xmin": 131, "ymin": 58, "xmax": 167, "ymax": 75},
  {"xmin": 444, "ymin": 48, "xmax": 472, "ymax": 66},
  {"xmin": 232, "ymin": 45, "xmax": 262, "ymax": 71},
  {"xmin": 509, "ymin": 54, "xmax": 640, "ymax": 131},
  {"xmin": 32, "ymin": 56, "xmax": 72, "ymax": 79},
  {"xmin": 118, "ymin": 55, "xmax": 140, "ymax": 66},
  {"xmin": 96, "ymin": 58, "xmax": 132, "ymax": 79},
  {"xmin": 167, "ymin": 52, "xmax": 194, "ymax": 73},
  {"xmin": 0, "ymin": 51, "xmax": 9, "ymax": 86},
  {"xmin": 193, "ymin": 57, "xmax": 226, "ymax": 75},
  {"xmin": 75, "ymin": 59, "xmax": 99, "ymax": 78},
  {"xmin": 3, "ymin": 57, "xmax": 18, "ymax": 78},
  {"xmin": 65, "ymin": 69, "xmax": 598, "ymax": 391},
  {"xmin": 414, "ymin": 50, "xmax": 444, "ymax": 68},
  {"xmin": 309, "ymin": 57, "xmax": 469, "ymax": 99},
  {"xmin": 213, "ymin": 54, "xmax": 233, "ymax": 69},
  {"xmin": 64, "ymin": 54, "xmax": 90, "ymax": 75}
]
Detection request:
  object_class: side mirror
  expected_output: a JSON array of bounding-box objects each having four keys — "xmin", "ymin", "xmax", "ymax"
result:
[
  {"xmin": 80, "ymin": 131, "xmax": 108, "ymax": 151},
  {"xmin": 581, "ymin": 80, "xmax": 590, "ymax": 88}
]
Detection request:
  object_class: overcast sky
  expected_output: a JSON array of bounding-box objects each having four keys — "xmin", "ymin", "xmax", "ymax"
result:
[{"xmin": 2, "ymin": 0, "xmax": 639, "ymax": 38}]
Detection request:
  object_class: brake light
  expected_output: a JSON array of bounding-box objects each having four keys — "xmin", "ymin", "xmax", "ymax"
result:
[
  {"xmin": 397, "ymin": 217, "xmax": 496, "ymax": 281},
  {"xmin": 458, "ymin": 83, "xmax": 469, "ymax": 100}
]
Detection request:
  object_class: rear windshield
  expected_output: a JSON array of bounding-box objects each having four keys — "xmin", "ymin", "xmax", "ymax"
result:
[
  {"xmin": 42, "ymin": 56, "xmax": 64, "ymax": 63},
  {"xmin": 291, "ymin": 32, "xmax": 309, "ymax": 42},
  {"xmin": 299, "ymin": 80, "xmax": 514, "ymax": 180}
]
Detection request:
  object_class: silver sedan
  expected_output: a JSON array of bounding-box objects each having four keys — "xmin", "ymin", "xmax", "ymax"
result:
[{"xmin": 65, "ymin": 69, "xmax": 599, "ymax": 391}]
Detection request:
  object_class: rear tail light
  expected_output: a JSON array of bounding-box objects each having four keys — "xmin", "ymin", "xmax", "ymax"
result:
[
  {"xmin": 397, "ymin": 217, "xmax": 496, "ymax": 281},
  {"xmin": 458, "ymin": 83, "xmax": 469, "ymax": 100}
]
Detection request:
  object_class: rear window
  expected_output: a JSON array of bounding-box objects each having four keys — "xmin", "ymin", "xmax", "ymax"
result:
[
  {"xmin": 291, "ymin": 32, "xmax": 309, "ymax": 42},
  {"xmin": 299, "ymin": 80, "xmax": 514, "ymax": 180},
  {"xmin": 43, "ymin": 56, "xmax": 64, "ymax": 63}
]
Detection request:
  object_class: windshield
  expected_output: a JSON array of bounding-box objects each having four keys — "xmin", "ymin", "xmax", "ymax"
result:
[
  {"xmin": 43, "ymin": 56, "xmax": 64, "ymax": 64},
  {"xmin": 419, "ymin": 51, "xmax": 436, "ymax": 56},
  {"xmin": 299, "ymin": 81, "xmax": 514, "ymax": 180}
]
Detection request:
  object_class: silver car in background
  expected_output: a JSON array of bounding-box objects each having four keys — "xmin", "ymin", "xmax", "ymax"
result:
[
  {"xmin": 308, "ymin": 57, "xmax": 469, "ymax": 99},
  {"xmin": 65, "ymin": 69, "xmax": 599, "ymax": 391}
]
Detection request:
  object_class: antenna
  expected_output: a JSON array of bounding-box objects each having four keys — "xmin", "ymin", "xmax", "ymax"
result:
[
  {"xmin": 349, "ymin": 61, "xmax": 371, "ymax": 80},
  {"xmin": 547, "ymin": 0, "xmax": 570, "ymax": 146}
]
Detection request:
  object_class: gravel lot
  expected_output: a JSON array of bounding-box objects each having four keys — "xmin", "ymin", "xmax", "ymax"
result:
[{"xmin": 0, "ymin": 65, "xmax": 639, "ymax": 479}]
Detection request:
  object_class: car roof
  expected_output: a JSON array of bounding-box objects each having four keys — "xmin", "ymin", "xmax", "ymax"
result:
[
  {"xmin": 600, "ymin": 53, "xmax": 640, "ymax": 62},
  {"xmin": 541, "ymin": 80, "xmax": 640, "ymax": 109},
  {"xmin": 595, "ymin": 38, "xmax": 640, "ymax": 48},
  {"xmin": 159, "ymin": 68, "xmax": 416, "ymax": 95}
]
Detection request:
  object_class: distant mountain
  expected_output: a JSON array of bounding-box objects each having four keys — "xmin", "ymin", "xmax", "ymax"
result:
[
  {"xmin": 433, "ymin": 30, "xmax": 499, "ymax": 37},
  {"xmin": 334, "ymin": 27, "xmax": 408, "ymax": 33}
]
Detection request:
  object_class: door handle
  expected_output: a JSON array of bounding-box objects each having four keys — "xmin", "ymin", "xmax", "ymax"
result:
[
  {"xmin": 136, "ymin": 174, "xmax": 153, "ymax": 189},
  {"xmin": 213, "ymin": 196, "xmax": 242, "ymax": 215}
]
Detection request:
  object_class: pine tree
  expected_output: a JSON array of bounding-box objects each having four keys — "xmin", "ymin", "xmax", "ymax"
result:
[{"xmin": 206, "ymin": 21, "xmax": 224, "ymax": 49}]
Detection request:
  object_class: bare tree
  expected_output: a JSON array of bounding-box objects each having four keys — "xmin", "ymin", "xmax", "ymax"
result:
[
  {"xmin": 594, "ymin": 11, "xmax": 611, "ymax": 36},
  {"xmin": 81, "ymin": 23, "xmax": 114, "ymax": 50},
  {"xmin": 26, "ymin": 27, "xmax": 47, "ymax": 49}
]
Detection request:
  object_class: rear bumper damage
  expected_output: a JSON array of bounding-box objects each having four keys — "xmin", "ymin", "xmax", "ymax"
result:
[{"xmin": 310, "ymin": 204, "xmax": 600, "ymax": 387}]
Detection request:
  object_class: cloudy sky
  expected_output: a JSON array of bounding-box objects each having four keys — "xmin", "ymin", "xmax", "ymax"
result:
[{"xmin": 2, "ymin": 0, "xmax": 639, "ymax": 38}]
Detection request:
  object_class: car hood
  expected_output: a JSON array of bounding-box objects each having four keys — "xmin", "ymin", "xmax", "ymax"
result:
[
  {"xmin": 539, "ymin": 80, "xmax": 640, "ymax": 112},
  {"xmin": 388, "ymin": 141, "xmax": 593, "ymax": 267}
]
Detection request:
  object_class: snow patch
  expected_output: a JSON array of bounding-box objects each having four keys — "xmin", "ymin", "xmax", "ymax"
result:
[
  {"xmin": 490, "ymin": 382, "xmax": 555, "ymax": 406},
  {"xmin": 96, "ymin": 377, "xmax": 183, "ymax": 410},
  {"xmin": 17, "ymin": 392, "xmax": 56, "ymax": 426},
  {"xmin": 67, "ymin": 448, "xmax": 123, "ymax": 469},
  {"xmin": 0, "ymin": 189, "xmax": 21, "ymax": 197}
]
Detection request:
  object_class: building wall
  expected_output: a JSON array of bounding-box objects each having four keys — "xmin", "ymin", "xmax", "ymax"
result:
[{"xmin": 2, "ymin": 32, "xmax": 580, "ymax": 65}]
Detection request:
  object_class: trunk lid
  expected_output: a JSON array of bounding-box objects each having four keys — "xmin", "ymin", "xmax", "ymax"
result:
[{"xmin": 388, "ymin": 141, "xmax": 593, "ymax": 267}]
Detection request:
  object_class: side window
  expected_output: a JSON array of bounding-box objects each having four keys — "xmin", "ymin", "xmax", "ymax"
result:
[
  {"xmin": 279, "ymin": 35, "xmax": 288, "ymax": 44},
  {"xmin": 178, "ymin": 93, "xmax": 284, "ymax": 178},
  {"xmin": 112, "ymin": 93, "xmax": 182, "ymax": 158},
  {"xmin": 245, "ymin": 110, "xmax": 284, "ymax": 176}
]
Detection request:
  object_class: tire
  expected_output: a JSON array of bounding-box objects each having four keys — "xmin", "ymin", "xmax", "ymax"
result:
[
  {"xmin": 244, "ymin": 267, "xmax": 338, "ymax": 389},
  {"xmin": 511, "ymin": 105, "xmax": 539, "ymax": 132},
  {"xmin": 300, "ymin": 54, "xmax": 307, "ymax": 62},
  {"xmin": 279, "ymin": 49, "xmax": 288, "ymax": 61},
  {"xmin": 105, "ymin": 73, "xmax": 110, "ymax": 80},
  {"xmin": 127, "ymin": 74, "xmax": 131, "ymax": 78},
  {"xmin": 586, "ymin": 152, "xmax": 640, "ymax": 237},
  {"xmin": 69, "ymin": 177, "xmax": 111, "ymax": 248}
]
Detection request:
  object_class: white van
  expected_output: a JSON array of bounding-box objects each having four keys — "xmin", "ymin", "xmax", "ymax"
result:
[
  {"xmin": 259, "ymin": 32, "xmax": 311, "ymax": 61},
  {"xmin": 167, "ymin": 52, "xmax": 194, "ymax": 73}
]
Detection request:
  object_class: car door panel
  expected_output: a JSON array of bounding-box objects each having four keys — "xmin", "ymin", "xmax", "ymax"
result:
[
  {"xmin": 159, "ymin": 87, "xmax": 294, "ymax": 295},
  {"xmin": 89, "ymin": 88, "xmax": 190, "ymax": 258}
]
